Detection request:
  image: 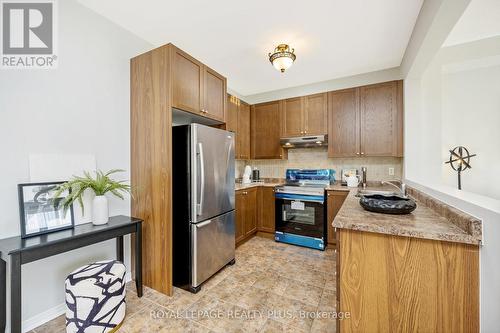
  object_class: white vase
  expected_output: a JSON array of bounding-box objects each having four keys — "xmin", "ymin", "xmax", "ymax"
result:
[{"xmin": 92, "ymin": 195, "xmax": 109, "ymax": 225}]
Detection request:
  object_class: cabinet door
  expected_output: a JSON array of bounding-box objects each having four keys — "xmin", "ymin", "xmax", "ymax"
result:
[
  {"xmin": 326, "ymin": 190, "xmax": 348, "ymax": 245},
  {"xmin": 360, "ymin": 81, "xmax": 399, "ymax": 156},
  {"xmin": 328, "ymin": 88, "xmax": 360, "ymax": 157},
  {"xmin": 204, "ymin": 67, "xmax": 226, "ymax": 121},
  {"xmin": 172, "ymin": 48, "xmax": 203, "ymax": 114},
  {"xmin": 238, "ymin": 102, "xmax": 251, "ymax": 160},
  {"xmin": 244, "ymin": 188, "xmax": 257, "ymax": 235},
  {"xmin": 226, "ymin": 95, "xmax": 238, "ymax": 133},
  {"xmin": 251, "ymin": 101, "xmax": 286, "ymax": 159},
  {"xmin": 304, "ymin": 93, "xmax": 327, "ymax": 135},
  {"xmin": 235, "ymin": 191, "xmax": 246, "ymax": 244},
  {"xmin": 258, "ymin": 187, "xmax": 275, "ymax": 233},
  {"xmin": 282, "ymin": 97, "xmax": 304, "ymax": 137}
]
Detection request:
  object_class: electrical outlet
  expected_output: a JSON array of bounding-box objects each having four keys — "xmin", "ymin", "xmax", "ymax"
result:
[{"xmin": 388, "ymin": 167, "xmax": 395, "ymax": 176}]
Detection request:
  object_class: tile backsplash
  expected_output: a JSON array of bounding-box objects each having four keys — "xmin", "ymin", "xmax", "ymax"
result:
[{"xmin": 235, "ymin": 147, "xmax": 403, "ymax": 181}]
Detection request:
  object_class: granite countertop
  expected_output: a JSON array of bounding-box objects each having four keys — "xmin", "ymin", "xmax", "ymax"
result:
[
  {"xmin": 233, "ymin": 179, "xmax": 482, "ymax": 245},
  {"xmin": 332, "ymin": 184, "xmax": 482, "ymax": 245}
]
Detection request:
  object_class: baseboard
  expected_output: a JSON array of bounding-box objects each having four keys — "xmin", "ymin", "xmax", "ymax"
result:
[
  {"xmin": 17, "ymin": 272, "xmax": 133, "ymax": 332},
  {"xmin": 21, "ymin": 303, "xmax": 66, "ymax": 332},
  {"xmin": 256, "ymin": 231, "xmax": 274, "ymax": 238}
]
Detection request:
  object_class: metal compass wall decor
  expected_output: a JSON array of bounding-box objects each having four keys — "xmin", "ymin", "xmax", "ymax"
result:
[{"xmin": 445, "ymin": 146, "xmax": 476, "ymax": 190}]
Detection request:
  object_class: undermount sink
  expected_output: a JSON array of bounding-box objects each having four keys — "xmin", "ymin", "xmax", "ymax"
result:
[{"xmin": 358, "ymin": 194, "xmax": 417, "ymax": 215}]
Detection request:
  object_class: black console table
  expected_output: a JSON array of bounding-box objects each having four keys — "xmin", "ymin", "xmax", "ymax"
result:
[{"xmin": 0, "ymin": 215, "xmax": 143, "ymax": 333}]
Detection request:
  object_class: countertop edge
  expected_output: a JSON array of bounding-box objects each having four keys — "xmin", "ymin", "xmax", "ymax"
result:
[{"xmin": 332, "ymin": 186, "xmax": 482, "ymax": 246}]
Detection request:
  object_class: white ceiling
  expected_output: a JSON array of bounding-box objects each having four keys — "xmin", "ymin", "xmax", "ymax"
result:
[
  {"xmin": 78, "ymin": 0, "xmax": 423, "ymax": 96},
  {"xmin": 444, "ymin": 0, "xmax": 500, "ymax": 47}
]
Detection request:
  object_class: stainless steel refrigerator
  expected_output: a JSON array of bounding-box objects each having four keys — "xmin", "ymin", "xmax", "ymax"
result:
[{"xmin": 172, "ymin": 123, "xmax": 235, "ymax": 293}]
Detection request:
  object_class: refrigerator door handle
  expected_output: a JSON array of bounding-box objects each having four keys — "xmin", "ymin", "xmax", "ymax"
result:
[
  {"xmin": 197, "ymin": 142, "xmax": 205, "ymax": 216},
  {"xmin": 196, "ymin": 219, "xmax": 212, "ymax": 228}
]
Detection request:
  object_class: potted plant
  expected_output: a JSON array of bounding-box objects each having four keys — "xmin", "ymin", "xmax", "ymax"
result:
[{"xmin": 54, "ymin": 169, "xmax": 131, "ymax": 225}]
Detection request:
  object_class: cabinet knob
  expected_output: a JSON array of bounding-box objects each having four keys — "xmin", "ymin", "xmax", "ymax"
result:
[
  {"xmin": 356, "ymin": 152, "xmax": 360, "ymax": 155},
  {"xmin": 361, "ymin": 152, "xmax": 365, "ymax": 155}
]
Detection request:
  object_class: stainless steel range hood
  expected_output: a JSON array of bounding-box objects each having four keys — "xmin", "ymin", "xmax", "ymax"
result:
[{"xmin": 280, "ymin": 134, "xmax": 328, "ymax": 148}]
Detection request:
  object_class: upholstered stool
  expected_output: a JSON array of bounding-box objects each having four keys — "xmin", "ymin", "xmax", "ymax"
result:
[{"xmin": 65, "ymin": 260, "xmax": 126, "ymax": 333}]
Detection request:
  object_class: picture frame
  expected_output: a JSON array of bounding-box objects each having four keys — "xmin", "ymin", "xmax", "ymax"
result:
[{"xmin": 18, "ymin": 181, "xmax": 75, "ymax": 238}]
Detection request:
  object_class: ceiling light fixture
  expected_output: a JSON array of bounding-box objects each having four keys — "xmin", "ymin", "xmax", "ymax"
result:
[{"xmin": 269, "ymin": 44, "xmax": 296, "ymax": 73}]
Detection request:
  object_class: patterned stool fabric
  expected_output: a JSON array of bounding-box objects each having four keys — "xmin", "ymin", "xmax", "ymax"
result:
[{"xmin": 65, "ymin": 260, "xmax": 126, "ymax": 333}]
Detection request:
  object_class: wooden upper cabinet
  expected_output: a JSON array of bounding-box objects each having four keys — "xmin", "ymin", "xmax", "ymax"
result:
[
  {"xmin": 304, "ymin": 93, "xmax": 328, "ymax": 135},
  {"xmin": 281, "ymin": 93, "xmax": 328, "ymax": 137},
  {"xmin": 204, "ymin": 67, "xmax": 226, "ymax": 121},
  {"xmin": 238, "ymin": 102, "xmax": 251, "ymax": 160},
  {"xmin": 226, "ymin": 95, "xmax": 238, "ymax": 133},
  {"xmin": 172, "ymin": 48, "xmax": 203, "ymax": 114},
  {"xmin": 360, "ymin": 81, "xmax": 401, "ymax": 156},
  {"xmin": 171, "ymin": 46, "xmax": 227, "ymax": 121},
  {"xmin": 328, "ymin": 81, "xmax": 403, "ymax": 158},
  {"xmin": 282, "ymin": 97, "xmax": 304, "ymax": 137},
  {"xmin": 328, "ymin": 88, "xmax": 360, "ymax": 157},
  {"xmin": 251, "ymin": 101, "xmax": 286, "ymax": 159}
]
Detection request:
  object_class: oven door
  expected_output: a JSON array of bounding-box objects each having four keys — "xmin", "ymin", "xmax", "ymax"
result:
[{"xmin": 275, "ymin": 192, "xmax": 325, "ymax": 239}]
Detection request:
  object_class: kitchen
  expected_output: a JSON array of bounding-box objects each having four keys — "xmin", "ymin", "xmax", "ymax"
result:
[
  {"xmin": 128, "ymin": 42, "xmax": 479, "ymax": 332},
  {"xmin": 2, "ymin": 0, "xmax": 499, "ymax": 332}
]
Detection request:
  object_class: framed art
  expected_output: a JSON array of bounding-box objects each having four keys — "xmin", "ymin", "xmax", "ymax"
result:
[{"xmin": 18, "ymin": 181, "xmax": 75, "ymax": 238}]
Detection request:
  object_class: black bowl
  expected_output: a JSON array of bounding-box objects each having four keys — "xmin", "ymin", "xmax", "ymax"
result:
[{"xmin": 359, "ymin": 194, "xmax": 417, "ymax": 215}]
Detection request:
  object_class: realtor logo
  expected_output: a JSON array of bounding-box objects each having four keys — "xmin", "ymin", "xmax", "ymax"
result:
[{"xmin": 1, "ymin": 0, "xmax": 57, "ymax": 68}]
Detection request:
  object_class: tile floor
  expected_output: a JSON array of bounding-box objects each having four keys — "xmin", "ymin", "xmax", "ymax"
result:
[{"xmin": 32, "ymin": 236, "xmax": 337, "ymax": 333}]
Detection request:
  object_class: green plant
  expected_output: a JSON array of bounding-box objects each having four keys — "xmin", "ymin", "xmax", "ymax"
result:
[{"xmin": 53, "ymin": 169, "xmax": 131, "ymax": 214}]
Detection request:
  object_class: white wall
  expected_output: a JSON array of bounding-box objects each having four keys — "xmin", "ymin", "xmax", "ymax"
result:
[
  {"xmin": 241, "ymin": 67, "xmax": 402, "ymax": 104},
  {"xmin": 404, "ymin": 34, "xmax": 500, "ymax": 332},
  {"xmin": 0, "ymin": 0, "xmax": 152, "ymax": 330},
  {"xmin": 405, "ymin": 36, "xmax": 500, "ymax": 204},
  {"xmin": 441, "ymin": 58, "xmax": 500, "ymax": 199}
]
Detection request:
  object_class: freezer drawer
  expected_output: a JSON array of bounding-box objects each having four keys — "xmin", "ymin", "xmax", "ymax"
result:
[{"xmin": 191, "ymin": 210, "xmax": 235, "ymax": 287}]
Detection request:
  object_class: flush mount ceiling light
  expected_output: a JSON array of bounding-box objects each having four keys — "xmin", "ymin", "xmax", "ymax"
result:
[{"xmin": 269, "ymin": 44, "xmax": 296, "ymax": 73}]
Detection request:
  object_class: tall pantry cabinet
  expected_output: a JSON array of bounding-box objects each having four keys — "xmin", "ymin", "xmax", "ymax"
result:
[{"xmin": 131, "ymin": 43, "xmax": 227, "ymax": 296}]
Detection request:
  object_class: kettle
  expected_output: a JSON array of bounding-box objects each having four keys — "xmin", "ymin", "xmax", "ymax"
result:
[
  {"xmin": 242, "ymin": 165, "xmax": 252, "ymax": 184},
  {"xmin": 346, "ymin": 174, "xmax": 360, "ymax": 188}
]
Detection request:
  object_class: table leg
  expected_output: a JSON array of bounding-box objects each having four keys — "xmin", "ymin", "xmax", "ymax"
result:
[
  {"xmin": 0, "ymin": 257, "xmax": 5, "ymax": 333},
  {"xmin": 116, "ymin": 236, "xmax": 124, "ymax": 263},
  {"xmin": 10, "ymin": 253, "xmax": 21, "ymax": 333},
  {"xmin": 135, "ymin": 223, "xmax": 143, "ymax": 297}
]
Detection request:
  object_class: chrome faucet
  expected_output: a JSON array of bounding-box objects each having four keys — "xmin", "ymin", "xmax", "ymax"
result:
[
  {"xmin": 381, "ymin": 180, "xmax": 407, "ymax": 197},
  {"xmin": 361, "ymin": 167, "xmax": 367, "ymax": 189}
]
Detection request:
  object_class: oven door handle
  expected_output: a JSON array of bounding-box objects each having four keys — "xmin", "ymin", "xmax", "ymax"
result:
[{"xmin": 275, "ymin": 193, "xmax": 324, "ymax": 204}]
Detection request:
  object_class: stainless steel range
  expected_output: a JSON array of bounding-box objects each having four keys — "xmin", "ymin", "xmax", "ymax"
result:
[{"xmin": 275, "ymin": 169, "xmax": 335, "ymax": 250}]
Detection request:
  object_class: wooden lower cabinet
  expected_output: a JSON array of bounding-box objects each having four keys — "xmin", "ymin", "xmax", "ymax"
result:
[
  {"xmin": 236, "ymin": 186, "xmax": 276, "ymax": 245},
  {"xmin": 337, "ymin": 229, "xmax": 479, "ymax": 333},
  {"xmin": 235, "ymin": 187, "xmax": 257, "ymax": 245},
  {"xmin": 326, "ymin": 190, "xmax": 348, "ymax": 245},
  {"xmin": 258, "ymin": 187, "xmax": 275, "ymax": 233}
]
